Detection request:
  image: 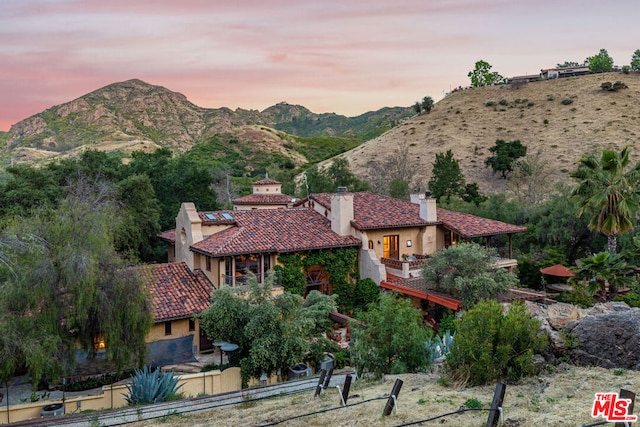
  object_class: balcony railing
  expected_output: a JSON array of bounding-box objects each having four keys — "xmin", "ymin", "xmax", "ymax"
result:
[{"xmin": 381, "ymin": 256, "xmax": 427, "ymax": 279}]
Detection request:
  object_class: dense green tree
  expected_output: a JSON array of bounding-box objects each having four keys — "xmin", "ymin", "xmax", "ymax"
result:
[
  {"xmin": 573, "ymin": 251, "xmax": 635, "ymax": 300},
  {"xmin": 0, "ymin": 181, "xmax": 153, "ymax": 387},
  {"xmin": 388, "ymin": 178, "xmax": 409, "ymax": 200},
  {"xmin": 304, "ymin": 158, "xmax": 369, "ymax": 194},
  {"xmin": 422, "ymin": 242, "xmax": 518, "ymax": 309},
  {"xmin": 199, "ymin": 274, "xmax": 337, "ymax": 382},
  {"xmin": 351, "ymin": 292, "xmax": 432, "ymax": 377},
  {"xmin": 429, "ymin": 150, "xmax": 465, "ymax": 202},
  {"xmin": 0, "ymin": 165, "xmax": 64, "ymax": 218},
  {"xmin": 467, "ymin": 60, "xmax": 505, "ymax": 87},
  {"xmin": 631, "ymin": 49, "xmax": 640, "ymax": 71},
  {"xmin": 485, "ymin": 139, "xmax": 527, "ymax": 179},
  {"xmin": 528, "ymin": 186, "xmax": 595, "ymax": 263},
  {"xmin": 446, "ymin": 301, "xmax": 546, "ymax": 386},
  {"xmin": 460, "ymin": 182, "xmax": 487, "ymax": 207},
  {"xmin": 125, "ymin": 148, "xmax": 219, "ymax": 230},
  {"xmin": 413, "ymin": 102, "xmax": 422, "ymax": 115},
  {"xmin": 570, "ymin": 146, "xmax": 640, "ymax": 253},
  {"xmin": 421, "ymin": 96, "xmax": 434, "ymax": 113},
  {"xmin": 586, "ymin": 48, "xmax": 614, "ymax": 73},
  {"xmin": 115, "ymin": 175, "xmax": 161, "ymax": 260}
]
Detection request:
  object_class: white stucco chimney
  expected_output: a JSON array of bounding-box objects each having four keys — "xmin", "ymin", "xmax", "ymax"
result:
[
  {"xmin": 419, "ymin": 192, "xmax": 437, "ymax": 222},
  {"xmin": 331, "ymin": 187, "xmax": 354, "ymax": 236}
]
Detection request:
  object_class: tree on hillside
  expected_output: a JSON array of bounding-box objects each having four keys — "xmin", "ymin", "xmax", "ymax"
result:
[
  {"xmin": 467, "ymin": 60, "xmax": 505, "ymax": 87},
  {"xmin": 485, "ymin": 139, "xmax": 527, "ymax": 179},
  {"xmin": 350, "ymin": 292, "xmax": 432, "ymax": 377},
  {"xmin": 421, "ymin": 96, "xmax": 434, "ymax": 114},
  {"xmin": 586, "ymin": 49, "xmax": 614, "ymax": 73},
  {"xmin": 366, "ymin": 140, "xmax": 417, "ymax": 198},
  {"xmin": 570, "ymin": 146, "xmax": 640, "ymax": 253},
  {"xmin": 631, "ymin": 49, "xmax": 640, "ymax": 71},
  {"xmin": 556, "ymin": 61, "xmax": 582, "ymax": 68},
  {"xmin": 429, "ymin": 150, "xmax": 465, "ymax": 202},
  {"xmin": 0, "ymin": 180, "xmax": 153, "ymax": 386},
  {"xmin": 422, "ymin": 242, "xmax": 518, "ymax": 309},
  {"xmin": 507, "ymin": 151, "xmax": 551, "ymax": 206},
  {"xmin": 305, "ymin": 158, "xmax": 369, "ymax": 193},
  {"xmin": 413, "ymin": 102, "xmax": 422, "ymax": 115}
]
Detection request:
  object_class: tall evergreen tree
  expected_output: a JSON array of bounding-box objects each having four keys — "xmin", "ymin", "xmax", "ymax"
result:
[{"xmin": 429, "ymin": 150, "xmax": 465, "ymax": 202}]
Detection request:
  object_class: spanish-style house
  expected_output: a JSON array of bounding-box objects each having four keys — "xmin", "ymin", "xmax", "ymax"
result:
[{"xmin": 158, "ymin": 179, "xmax": 529, "ymax": 306}]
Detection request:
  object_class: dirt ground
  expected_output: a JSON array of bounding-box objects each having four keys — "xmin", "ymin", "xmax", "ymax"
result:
[{"xmin": 132, "ymin": 364, "xmax": 640, "ymax": 427}]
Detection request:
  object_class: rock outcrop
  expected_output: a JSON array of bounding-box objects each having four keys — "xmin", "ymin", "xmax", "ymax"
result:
[{"xmin": 527, "ymin": 301, "xmax": 640, "ymax": 369}]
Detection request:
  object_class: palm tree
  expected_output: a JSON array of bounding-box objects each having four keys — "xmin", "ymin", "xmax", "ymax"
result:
[
  {"xmin": 573, "ymin": 251, "xmax": 634, "ymax": 300},
  {"xmin": 570, "ymin": 146, "xmax": 640, "ymax": 253}
]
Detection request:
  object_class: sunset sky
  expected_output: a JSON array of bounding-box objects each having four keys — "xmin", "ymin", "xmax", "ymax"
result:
[{"xmin": 1, "ymin": 0, "xmax": 639, "ymax": 131}]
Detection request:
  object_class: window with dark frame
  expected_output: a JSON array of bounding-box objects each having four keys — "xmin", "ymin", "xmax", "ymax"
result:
[
  {"xmin": 189, "ymin": 318, "xmax": 196, "ymax": 332},
  {"xmin": 164, "ymin": 321, "xmax": 172, "ymax": 336}
]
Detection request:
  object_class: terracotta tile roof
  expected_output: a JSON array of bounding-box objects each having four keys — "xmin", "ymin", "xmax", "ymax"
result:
[
  {"xmin": 136, "ymin": 262, "xmax": 213, "ymax": 322},
  {"xmin": 436, "ymin": 208, "xmax": 527, "ymax": 238},
  {"xmin": 306, "ymin": 192, "xmax": 526, "ymax": 236},
  {"xmin": 308, "ymin": 192, "xmax": 435, "ymax": 230},
  {"xmin": 191, "ymin": 208, "xmax": 361, "ymax": 256},
  {"xmin": 253, "ymin": 178, "xmax": 281, "ymax": 186},
  {"xmin": 158, "ymin": 229, "xmax": 176, "ymax": 243},
  {"xmin": 232, "ymin": 193, "xmax": 297, "ymax": 205}
]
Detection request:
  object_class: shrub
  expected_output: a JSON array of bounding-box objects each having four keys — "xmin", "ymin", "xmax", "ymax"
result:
[
  {"xmin": 601, "ymin": 82, "xmax": 613, "ymax": 91},
  {"xmin": 561, "ymin": 98, "xmax": 573, "ymax": 105},
  {"xmin": 499, "ymin": 99, "xmax": 509, "ymax": 106},
  {"xmin": 445, "ymin": 301, "xmax": 547, "ymax": 386},
  {"xmin": 485, "ymin": 101, "xmax": 497, "ymax": 107},
  {"xmin": 527, "ymin": 102, "xmax": 535, "ymax": 107},
  {"xmin": 125, "ymin": 366, "xmax": 184, "ymax": 405},
  {"xmin": 556, "ymin": 281, "xmax": 596, "ymax": 308},
  {"xmin": 613, "ymin": 81, "xmax": 628, "ymax": 91},
  {"xmin": 613, "ymin": 291, "xmax": 640, "ymax": 307}
]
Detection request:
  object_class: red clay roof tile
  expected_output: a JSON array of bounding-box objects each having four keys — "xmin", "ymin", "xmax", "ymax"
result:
[
  {"xmin": 232, "ymin": 193, "xmax": 297, "ymax": 205},
  {"xmin": 191, "ymin": 208, "xmax": 361, "ymax": 256},
  {"xmin": 136, "ymin": 262, "xmax": 213, "ymax": 322},
  {"xmin": 307, "ymin": 192, "xmax": 526, "ymax": 237}
]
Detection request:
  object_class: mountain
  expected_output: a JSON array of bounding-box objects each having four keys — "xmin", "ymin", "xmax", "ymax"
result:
[
  {"xmin": 331, "ymin": 72, "xmax": 640, "ymax": 194},
  {"xmin": 2, "ymin": 79, "xmax": 413, "ymax": 164}
]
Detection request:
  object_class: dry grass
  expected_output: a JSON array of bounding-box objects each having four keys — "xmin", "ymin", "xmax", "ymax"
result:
[
  {"xmin": 333, "ymin": 72, "xmax": 640, "ymax": 195},
  {"xmin": 132, "ymin": 365, "xmax": 640, "ymax": 427}
]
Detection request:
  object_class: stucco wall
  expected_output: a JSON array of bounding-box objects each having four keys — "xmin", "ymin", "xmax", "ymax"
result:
[
  {"xmin": 147, "ymin": 319, "xmax": 199, "ymax": 353},
  {"xmin": 359, "ymin": 248, "xmax": 386, "ymax": 284},
  {"xmin": 0, "ymin": 368, "xmax": 242, "ymax": 425}
]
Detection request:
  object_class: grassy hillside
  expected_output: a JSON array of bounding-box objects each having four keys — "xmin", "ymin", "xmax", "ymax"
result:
[{"xmin": 334, "ymin": 72, "xmax": 640, "ymax": 195}]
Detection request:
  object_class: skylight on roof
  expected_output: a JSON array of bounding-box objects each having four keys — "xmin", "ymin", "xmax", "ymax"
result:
[
  {"xmin": 221, "ymin": 213, "xmax": 234, "ymax": 220},
  {"xmin": 204, "ymin": 213, "xmax": 217, "ymax": 220}
]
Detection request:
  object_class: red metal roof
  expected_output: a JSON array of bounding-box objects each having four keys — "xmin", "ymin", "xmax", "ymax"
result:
[
  {"xmin": 136, "ymin": 262, "xmax": 214, "ymax": 322},
  {"xmin": 191, "ymin": 208, "xmax": 361, "ymax": 256},
  {"xmin": 540, "ymin": 264, "xmax": 575, "ymax": 277}
]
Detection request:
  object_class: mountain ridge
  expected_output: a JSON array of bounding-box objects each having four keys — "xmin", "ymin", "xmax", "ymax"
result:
[{"xmin": 3, "ymin": 79, "xmax": 412, "ymax": 161}]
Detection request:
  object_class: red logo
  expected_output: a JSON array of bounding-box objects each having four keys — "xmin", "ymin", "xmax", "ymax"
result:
[{"xmin": 592, "ymin": 393, "xmax": 637, "ymax": 422}]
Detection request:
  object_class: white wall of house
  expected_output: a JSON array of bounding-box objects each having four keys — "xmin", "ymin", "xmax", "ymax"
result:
[
  {"xmin": 359, "ymin": 248, "xmax": 387, "ymax": 284},
  {"xmin": 175, "ymin": 203, "xmax": 203, "ymax": 271}
]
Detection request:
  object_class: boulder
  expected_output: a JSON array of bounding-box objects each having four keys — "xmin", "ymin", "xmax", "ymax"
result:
[{"xmin": 567, "ymin": 307, "xmax": 640, "ymax": 369}]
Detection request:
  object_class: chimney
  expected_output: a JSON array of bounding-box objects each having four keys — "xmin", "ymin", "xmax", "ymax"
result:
[
  {"xmin": 419, "ymin": 191, "xmax": 437, "ymax": 222},
  {"xmin": 331, "ymin": 188, "xmax": 354, "ymax": 236}
]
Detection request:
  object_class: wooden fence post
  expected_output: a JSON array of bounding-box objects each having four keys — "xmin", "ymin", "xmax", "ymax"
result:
[
  {"xmin": 314, "ymin": 370, "xmax": 327, "ymax": 398},
  {"xmin": 383, "ymin": 379, "xmax": 403, "ymax": 416},
  {"xmin": 615, "ymin": 389, "xmax": 636, "ymax": 427},
  {"xmin": 486, "ymin": 382, "xmax": 506, "ymax": 427}
]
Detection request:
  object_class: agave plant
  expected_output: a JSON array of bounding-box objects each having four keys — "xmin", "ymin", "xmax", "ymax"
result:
[
  {"xmin": 427, "ymin": 330, "xmax": 455, "ymax": 364},
  {"xmin": 125, "ymin": 365, "xmax": 184, "ymax": 405}
]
